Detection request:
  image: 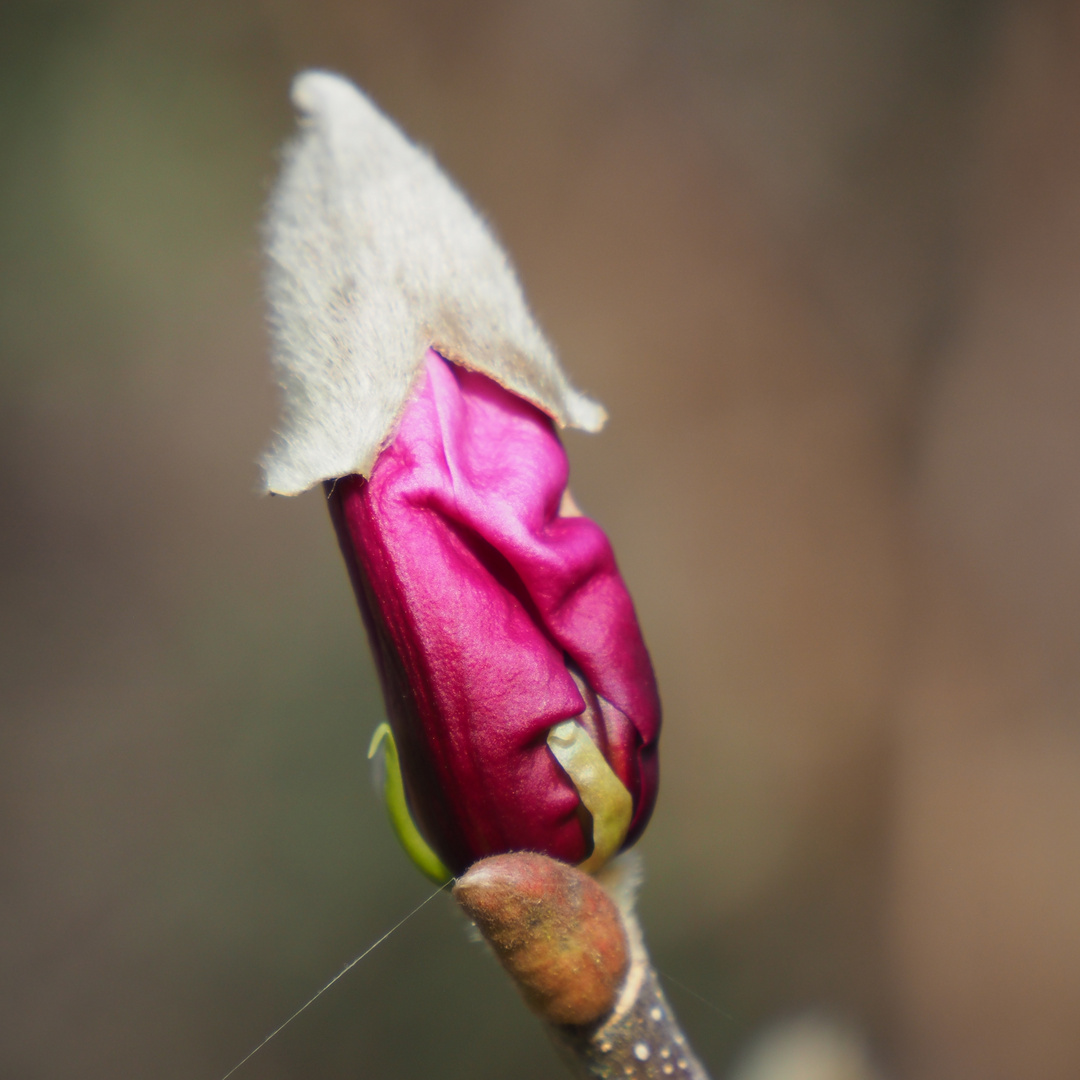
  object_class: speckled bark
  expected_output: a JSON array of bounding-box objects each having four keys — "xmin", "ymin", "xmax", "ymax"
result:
[
  {"xmin": 454, "ymin": 853, "xmax": 712, "ymax": 1080},
  {"xmin": 546, "ymin": 911, "xmax": 710, "ymax": 1080}
]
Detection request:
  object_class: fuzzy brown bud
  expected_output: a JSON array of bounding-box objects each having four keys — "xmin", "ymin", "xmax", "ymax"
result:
[{"xmin": 454, "ymin": 853, "xmax": 630, "ymax": 1026}]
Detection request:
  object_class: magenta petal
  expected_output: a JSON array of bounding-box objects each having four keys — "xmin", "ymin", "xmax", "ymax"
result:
[{"xmin": 329, "ymin": 351, "xmax": 660, "ymax": 872}]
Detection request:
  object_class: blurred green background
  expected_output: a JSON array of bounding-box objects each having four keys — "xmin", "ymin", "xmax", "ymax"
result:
[{"xmin": 5, "ymin": 2, "xmax": 1080, "ymax": 1078}]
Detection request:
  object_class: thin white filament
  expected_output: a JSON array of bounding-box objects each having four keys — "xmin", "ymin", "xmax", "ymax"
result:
[
  {"xmin": 656, "ymin": 967, "xmax": 739, "ymax": 1025},
  {"xmin": 219, "ymin": 879, "xmax": 453, "ymax": 1080}
]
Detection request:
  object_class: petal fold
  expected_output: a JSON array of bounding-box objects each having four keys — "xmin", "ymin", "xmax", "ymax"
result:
[{"xmin": 329, "ymin": 353, "xmax": 659, "ymax": 872}]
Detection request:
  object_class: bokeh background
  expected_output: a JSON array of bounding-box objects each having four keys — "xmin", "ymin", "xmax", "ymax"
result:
[{"xmin": 3, "ymin": 1, "xmax": 1080, "ymax": 1077}]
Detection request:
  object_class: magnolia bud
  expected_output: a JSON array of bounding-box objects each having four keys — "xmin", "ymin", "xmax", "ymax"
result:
[{"xmin": 262, "ymin": 71, "xmax": 660, "ymax": 879}]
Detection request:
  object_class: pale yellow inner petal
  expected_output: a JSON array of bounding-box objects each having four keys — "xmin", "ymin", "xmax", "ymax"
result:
[{"xmin": 547, "ymin": 719, "xmax": 634, "ymax": 874}]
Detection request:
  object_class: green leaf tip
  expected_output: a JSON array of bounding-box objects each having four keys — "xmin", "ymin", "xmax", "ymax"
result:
[{"xmin": 368, "ymin": 722, "xmax": 453, "ymax": 883}]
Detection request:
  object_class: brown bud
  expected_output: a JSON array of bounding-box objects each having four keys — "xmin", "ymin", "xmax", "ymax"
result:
[{"xmin": 454, "ymin": 852, "xmax": 630, "ymax": 1027}]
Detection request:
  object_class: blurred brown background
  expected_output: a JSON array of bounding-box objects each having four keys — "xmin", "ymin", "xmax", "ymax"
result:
[{"xmin": 3, "ymin": 1, "xmax": 1080, "ymax": 1077}]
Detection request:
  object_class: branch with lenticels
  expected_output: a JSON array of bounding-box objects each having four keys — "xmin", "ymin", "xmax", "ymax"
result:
[{"xmin": 455, "ymin": 853, "xmax": 711, "ymax": 1080}]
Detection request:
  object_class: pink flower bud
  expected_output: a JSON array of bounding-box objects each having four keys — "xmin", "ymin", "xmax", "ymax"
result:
[{"xmin": 329, "ymin": 351, "xmax": 660, "ymax": 874}]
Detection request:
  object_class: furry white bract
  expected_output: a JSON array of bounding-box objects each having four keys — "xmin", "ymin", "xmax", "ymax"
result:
[{"xmin": 261, "ymin": 70, "xmax": 607, "ymax": 495}]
